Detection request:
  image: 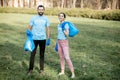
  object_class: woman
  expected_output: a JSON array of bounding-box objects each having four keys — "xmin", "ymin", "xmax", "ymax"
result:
[{"xmin": 57, "ymin": 12, "xmax": 75, "ymax": 78}]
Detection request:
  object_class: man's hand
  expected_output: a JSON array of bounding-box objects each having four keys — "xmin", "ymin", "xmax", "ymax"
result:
[{"xmin": 46, "ymin": 38, "xmax": 50, "ymax": 46}]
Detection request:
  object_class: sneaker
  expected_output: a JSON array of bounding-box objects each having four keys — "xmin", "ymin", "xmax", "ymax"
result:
[
  {"xmin": 71, "ymin": 74, "xmax": 75, "ymax": 78},
  {"xmin": 58, "ymin": 72, "xmax": 64, "ymax": 76}
]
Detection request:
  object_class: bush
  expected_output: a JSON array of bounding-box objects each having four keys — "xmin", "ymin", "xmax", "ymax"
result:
[
  {"xmin": 0, "ymin": 7, "xmax": 120, "ymax": 21},
  {"xmin": 0, "ymin": 7, "xmax": 36, "ymax": 14},
  {"xmin": 89, "ymin": 10, "xmax": 120, "ymax": 21}
]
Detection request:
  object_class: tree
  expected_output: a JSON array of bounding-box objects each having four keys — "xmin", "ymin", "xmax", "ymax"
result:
[
  {"xmin": 12, "ymin": 0, "xmax": 14, "ymax": 7},
  {"xmin": 56, "ymin": 0, "xmax": 61, "ymax": 8},
  {"xmin": 61, "ymin": 0, "xmax": 64, "ymax": 8},
  {"xmin": 117, "ymin": 0, "xmax": 120, "ymax": 9},
  {"xmin": 18, "ymin": 0, "xmax": 20, "ymax": 7},
  {"xmin": 0, "ymin": 0, "xmax": 119, "ymax": 9},
  {"xmin": 23, "ymin": 0, "xmax": 25, "ymax": 7},
  {"xmin": 96, "ymin": 0, "xmax": 101, "ymax": 9},
  {"xmin": 1, "ymin": 0, "xmax": 3, "ymax": 6},
  {"xmin": 106, "ymin": 0, "xmax": 119, "ymax": 9},
  {"xmin": 116, "ymin": 0, "xmax": 119, "ymax": 9},
  {"xmin": 73, "ymin": 0, "xmax": 77, "ymax": 8},
  {"xmin": 69, "ymin": 0, "xmax": 73, "ymax": 8},
  {"xmin": 29, "ymin": 0, "xmax": 31, "ymax": 8},
  {"xmin": 111, "ymin": 0, "xmax": 117, "ymax": 9},
  {"xmin": 107, "ymin": 0, "xmax": 112, "ymax": 9},
  {"xmin": 81, "ymin": 0, "xmax": 84, "ymax": 8},
  {"xmin": 34, "ymin": 0, "xmax": 36, "ymax": 7}
]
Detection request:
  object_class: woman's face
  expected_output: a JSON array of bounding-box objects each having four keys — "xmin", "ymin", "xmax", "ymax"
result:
[{"xmin": 58, "ymin": 14, "xmax": 65, "ymax": 22}]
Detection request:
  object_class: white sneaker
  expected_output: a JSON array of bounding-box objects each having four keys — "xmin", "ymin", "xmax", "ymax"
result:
[
  {"xmin": 71, "ymin": 74, "xmax": 75, "ymax": 78},
  {"xmin": 58, "ymin": 72, "xmax": 64, "ymax": 76}
]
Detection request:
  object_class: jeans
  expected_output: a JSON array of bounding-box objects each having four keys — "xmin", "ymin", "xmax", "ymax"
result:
[
  {"xmin": 58, "ymin": 40, "xmax": 74, "ymax": 72},
  {"xmin": 29, "ymin": 40, "xmax": 46, "ymax": 71}
]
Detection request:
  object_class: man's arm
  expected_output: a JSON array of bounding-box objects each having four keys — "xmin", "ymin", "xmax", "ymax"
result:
[
  {"xmin": 28, "ymin": 25, "xmax": 32, "ymax": 30},
  {"xmin": 47, "ymin": 26, "xmax": 50, "ymax": 38},
  {"xmin": 46, "ymin": 26, "xmax": 51, "ymax": 46}
]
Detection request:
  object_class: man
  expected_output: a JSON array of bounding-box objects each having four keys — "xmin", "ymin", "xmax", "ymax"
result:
[{"xmin": 27, "ymin": 5, "xmax": 50, "ymax": 75}]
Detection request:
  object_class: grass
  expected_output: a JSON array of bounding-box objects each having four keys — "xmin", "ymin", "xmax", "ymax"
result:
[{"xmin": 0, "ymin": 13, "xmax": 120, "ymax": 80}]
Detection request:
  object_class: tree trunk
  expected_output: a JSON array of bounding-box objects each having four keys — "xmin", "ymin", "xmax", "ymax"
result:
[
  {"xmin": 68, "ymin": 0, "xmax": 72, "ymax": 8},
  {"xmin": 80, "ymin": 0, "xmax": 84, "ymax": 8},
  {"xmin": 116, "ymin": 0, "xmax": 119, "ymax": 9},
  {"xmin": 64, "ymin": 0, "xmax": 67, "ymax": 8},
  {"xmin": 73, "ymin": 0, "xmax": 76, "ymax": 8},
  {"xmin": 107, "ymin": 0, "xmax": 112, "ymax": 9},
  {"xmin": 97, "ymin": 0, "xmax": 101, "ymax": 9},
  {"xmin": 1, "ymin": 0, "xmax": 3, "ymax": 6},
  {"xmin": 112, "ymin": 0, "xmax": 117, "ymax": 9},
  {"xmin": 18, "ymin": 0, "xmax": 20, "ymax": 7},
  {"xmin": 57, "ymin": 0, "xmax": 61, "ymax": 8},
  {"xmin": 12, "ymin": 0, "xmax": 14, "ymax": 7},
  {"xmin": 23, "ymin": 0, "xmax": 25, "ymax": 7},
  {"xmin": 29, "ymin": 0, "xmax": 31, "ymax": 8},
  {"xmin": 102, "ymin": 0, "xmax": 108, "ymax": 9},
  {"xmin": 5, "ymin": 0, "xmax": 9, "ymax": 6},
  {"xmin": 119, "ymin": 0, "xmax": 120, "ymax": 9},
  {"xmin": 61, "ymin": 0, "xmax": 64, "ymax": 8},
  {"xmin": 34, "ymin": 0, "xmax": 36, "ymax": 7}
]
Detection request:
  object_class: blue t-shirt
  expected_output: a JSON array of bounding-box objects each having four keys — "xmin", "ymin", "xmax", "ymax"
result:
[
  {"xmin": 57, "ymin": 23, "xmax": 69, "ymax": 40},
  {"xmin": 30, "ymin": 15, "xmax": 50, "ymax": 40}
]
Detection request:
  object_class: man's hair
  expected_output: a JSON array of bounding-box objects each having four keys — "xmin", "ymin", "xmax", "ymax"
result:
[
  {"xmin": 37, "ymin": 5, "xmax": 45, "ymax": 10},
  {"xmin": 59, "ymin": 12, "xmax": 66, "ymax": 18}
]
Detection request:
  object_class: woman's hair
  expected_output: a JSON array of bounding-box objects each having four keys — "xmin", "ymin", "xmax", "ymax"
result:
[
  {"xmin": 37, "ymin": 5, "xmax": 45, "ymax": 10},
  {"xmin": 58, "ymin": 12, "xmax": 66, "ymax": 18}
]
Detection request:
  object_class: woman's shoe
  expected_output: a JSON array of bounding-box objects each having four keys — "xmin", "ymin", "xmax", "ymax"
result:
[
  {"xmin": 71, "ymin": 74, "xmax": 75, "ymax": 78},
  {"xmin": 58, "ymin": 72, "xmax": 64, "ymax": 76}
]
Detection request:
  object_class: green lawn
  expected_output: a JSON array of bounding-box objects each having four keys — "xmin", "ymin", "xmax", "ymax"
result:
[{"xmin": 0, "ymin": 13, "xmax": 120, "ymax": 80}]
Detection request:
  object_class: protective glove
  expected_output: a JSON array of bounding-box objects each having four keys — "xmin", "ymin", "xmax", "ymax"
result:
[{"xmin": 46, "ymin": 38, "xmax": 50, "ymax": 46}]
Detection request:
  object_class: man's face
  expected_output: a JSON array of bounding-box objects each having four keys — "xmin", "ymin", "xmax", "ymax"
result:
[{"xmin": 37, "ymin": 7, "xmax": 44, "ymax": 16}]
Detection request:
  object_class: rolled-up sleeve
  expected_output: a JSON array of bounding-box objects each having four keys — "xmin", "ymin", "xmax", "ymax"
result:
[
  {"xmin": 65, "ymin": 23, "xmax": 69, "ymax": 29},
  {"xmin": 46, "ymin": 18, "xmax": 50, "ymax": 27}
]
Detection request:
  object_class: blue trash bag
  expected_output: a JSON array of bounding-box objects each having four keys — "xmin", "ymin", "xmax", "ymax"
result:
[
  {"xmin": 55, "ymin": 42, "xmax": 58, "ymax": 52},
  {"xmin": 24, "ymin": 29, "xmax": 35, "ymax": 52},
  {"xmin": 61, "ymin": 21, "xmax": 80, "ymax": 37}
]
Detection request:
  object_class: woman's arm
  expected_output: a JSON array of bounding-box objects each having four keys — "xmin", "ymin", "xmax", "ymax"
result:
[{"xmin": 64, "ymin": 29, "xmax": 69, "ymax": 36}]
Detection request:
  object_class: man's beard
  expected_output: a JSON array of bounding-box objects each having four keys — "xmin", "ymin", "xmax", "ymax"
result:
[{"xmin": 38, "ymin": 12, "xmax": 44, "ymax": 16}]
